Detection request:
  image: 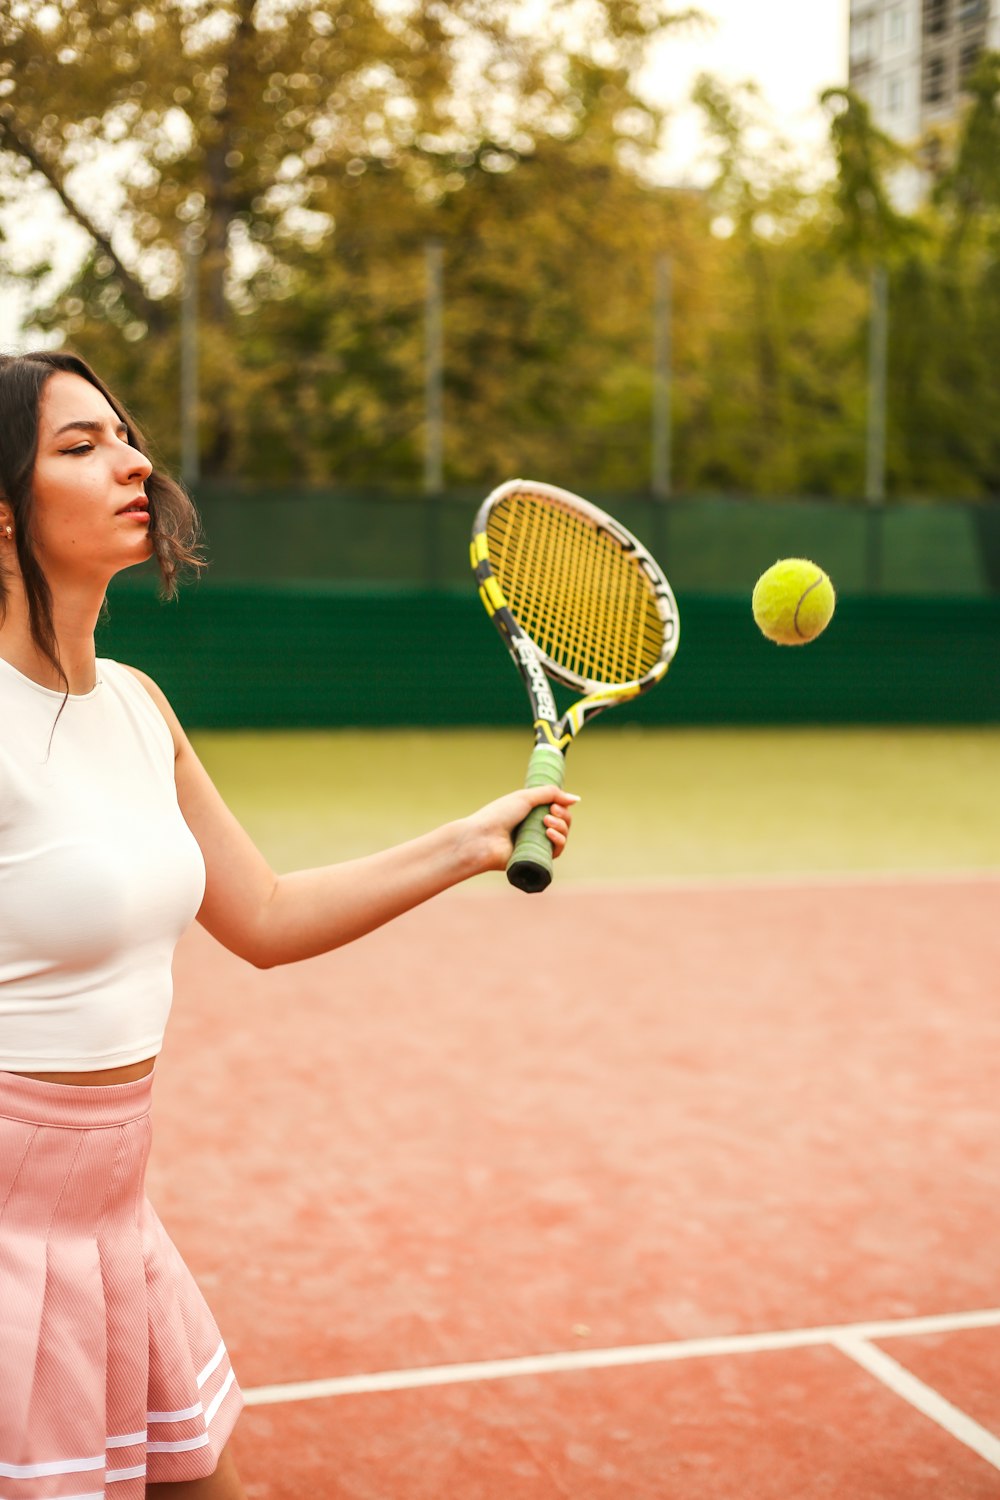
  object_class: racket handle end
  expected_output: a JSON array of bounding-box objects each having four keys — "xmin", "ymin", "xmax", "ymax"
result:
[
  {"xmin": 506, "ymin": 743, "xmax": 565, "ymax": 894},
  {"xmin": 507, "ymin": 849, "xmax": 554, "ymax": 894}
]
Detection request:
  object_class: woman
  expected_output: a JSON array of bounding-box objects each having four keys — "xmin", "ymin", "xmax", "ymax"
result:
[{"xmin": 0, "ymin": 350, "xmax": 577, "ymax": 1500}]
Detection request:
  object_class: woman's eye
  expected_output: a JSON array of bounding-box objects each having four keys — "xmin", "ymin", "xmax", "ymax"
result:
[{"xmin": 63, "ymin": 444, "xmax": 93, "ymax": 455}]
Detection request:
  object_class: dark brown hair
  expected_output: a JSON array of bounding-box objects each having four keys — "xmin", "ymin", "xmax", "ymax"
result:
[{"xmin": 0, "ymin": 350, "xmax": 204, "ymax": 694}]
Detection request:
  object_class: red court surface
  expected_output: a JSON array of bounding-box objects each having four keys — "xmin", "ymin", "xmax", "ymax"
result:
[{"xmin": 150, "ymin": 876, "xmax": 1000, "ymax": 1497}]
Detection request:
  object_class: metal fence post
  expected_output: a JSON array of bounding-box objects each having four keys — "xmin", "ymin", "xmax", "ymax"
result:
[
  {"xmin": 423, "ymin": 241, "xmax": 444, "ymax": 585},
  {"xmin": 424, "ymin": 240, "xmax": 444, "ymax": 496},
  {"xmin": 865, "ymin": 263, "xmax": 888, "ymax": 592},
  {"xmin": 652, "ymin": 254, "xmax": 673, "ymax": 560},
  {"xmin": 180, "ymin": 224, "xmax": 201, "ymax": 488}
]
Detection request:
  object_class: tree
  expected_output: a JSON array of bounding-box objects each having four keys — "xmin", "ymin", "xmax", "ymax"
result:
[
  {"xmin": 901, "ymin": 52, "xmax": 1000, "ymax": 498},
  {"xmin": 0, "ymin": 0, "xmax": 697, "ymax": 473},
  {"xmin": 934, "ymin": 51, "xmax": 1000, "ymax": 247},
  {"xmin": 820, "ymin": 86, "xmax": 920, "ymax": 265}
]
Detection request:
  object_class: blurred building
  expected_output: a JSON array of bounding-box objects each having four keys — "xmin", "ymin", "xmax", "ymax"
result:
[{"xmin": 848, "ymin": 0, "xmax": 1000, "ymax": 207}]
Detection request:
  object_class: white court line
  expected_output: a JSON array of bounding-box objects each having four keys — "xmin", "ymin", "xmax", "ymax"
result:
[
  {"xmin": 834, "ymin": 1334, "xmax": 1000, "ymax": 1473},
  {"xmin": 243, "ymin": 1305, "xmax": 1000, "ymax": 1407}
]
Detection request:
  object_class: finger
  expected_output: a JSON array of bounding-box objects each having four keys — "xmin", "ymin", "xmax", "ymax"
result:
[
  {"xmin": 529, "ymin": 784, "xmax": 579, "ymax": 801},
  {"xmin": 528, "ymin": 785, "xmax": 581, "ymax": 808}
]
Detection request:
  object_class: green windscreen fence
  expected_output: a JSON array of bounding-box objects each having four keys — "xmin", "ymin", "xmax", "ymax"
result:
[
  {"xmin": 98, "ymin": 490, "xmax": 1000, "ymax": 728},
  {"xmin": 97, "ymin": 584, "xmax": 1000, "ymax": 730}
]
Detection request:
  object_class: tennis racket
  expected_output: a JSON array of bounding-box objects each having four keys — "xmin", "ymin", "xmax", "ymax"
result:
[{"xmin": 471, "ymin": 478, "xmax": 680, "ymax": 894}]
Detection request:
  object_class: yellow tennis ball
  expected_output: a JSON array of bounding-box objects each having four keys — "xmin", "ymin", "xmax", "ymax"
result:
[{"xmin": 752, "ymin": 558, "xmax": 836, "ymax": 645}]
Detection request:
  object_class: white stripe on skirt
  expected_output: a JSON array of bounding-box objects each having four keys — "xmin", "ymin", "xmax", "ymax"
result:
[{"xmin": 0, "ymin": 1350, "xmax": 237, "ymax": 1479}]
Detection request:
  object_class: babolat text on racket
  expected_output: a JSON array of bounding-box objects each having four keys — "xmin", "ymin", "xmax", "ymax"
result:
[{"xmin": 471, "ymin": 478, "xmax": 680, "ymax": 893}]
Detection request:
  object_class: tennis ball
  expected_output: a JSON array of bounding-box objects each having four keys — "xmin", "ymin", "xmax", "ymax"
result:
[{"xmin": 752, "ymin": 558, "xmax": 836, "ymax": 646}]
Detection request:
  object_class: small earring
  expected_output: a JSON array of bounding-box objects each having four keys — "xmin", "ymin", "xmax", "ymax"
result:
[{"xmin": 2, "ymin": 526, "xmax": 11, "ymax": 539}]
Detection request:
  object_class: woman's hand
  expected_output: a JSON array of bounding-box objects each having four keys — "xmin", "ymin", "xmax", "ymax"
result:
[{"xmin": 459, "ymin": 784, "xmax": 580, "ymax": 877}]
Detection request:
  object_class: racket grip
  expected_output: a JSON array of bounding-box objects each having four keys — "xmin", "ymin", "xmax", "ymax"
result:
[{"xmin": 507, "ymin": 744, "xmax": 566, "ymax": 894}]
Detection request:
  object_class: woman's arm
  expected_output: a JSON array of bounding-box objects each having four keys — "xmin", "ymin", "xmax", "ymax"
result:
[{"xmin": 126, "ymin": 668, "xmax": 576, "ymax": 969}]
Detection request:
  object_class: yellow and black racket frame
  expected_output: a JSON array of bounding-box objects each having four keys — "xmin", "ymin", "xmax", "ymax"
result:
[{"xmin": 471, "ymin": 478, "xmax": 680, "ymax": 893}]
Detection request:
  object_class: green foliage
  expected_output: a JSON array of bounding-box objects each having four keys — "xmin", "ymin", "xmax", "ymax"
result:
[
  {"xmin": 820, "ymin": 87, "xmax": 922, "ymax": 264},
  {"xmin": 1, "ymin": 3, "xmax": 999, "ymax": 501},
  {"xmin": 935, "ymin": 52, "xmax": 1000, "ymax": 239}
]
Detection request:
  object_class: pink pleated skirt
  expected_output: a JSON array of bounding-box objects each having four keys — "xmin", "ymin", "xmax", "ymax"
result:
[{"xmin": 0, "ymin": 1070, "xmax": 243, "ymax": 1499}]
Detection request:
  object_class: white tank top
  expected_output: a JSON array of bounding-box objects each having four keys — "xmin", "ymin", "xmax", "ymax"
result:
[{"xmin": 0, "ymin": 655, "xmax": 206, "ymax": 1071}]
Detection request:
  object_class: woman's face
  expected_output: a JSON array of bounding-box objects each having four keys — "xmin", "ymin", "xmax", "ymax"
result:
[{"xmin": 29, "ymin": 371, "xmax": 154, "ymax": 586}]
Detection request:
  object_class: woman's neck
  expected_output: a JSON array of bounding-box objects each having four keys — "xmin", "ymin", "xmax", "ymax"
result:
[{"xmin": 0, "ymin": 574, "xmax": 106, "ymax": 695}]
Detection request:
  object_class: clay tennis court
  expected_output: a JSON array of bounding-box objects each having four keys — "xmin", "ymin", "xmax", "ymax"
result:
[{"xmin": 146, "ymin": 727, "xmax": 1000, "ymax": 1499}]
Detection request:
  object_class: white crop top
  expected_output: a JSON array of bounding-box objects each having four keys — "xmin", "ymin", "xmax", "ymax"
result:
[{"xmin": 0, "ymin": 655, "xmax": 206, "ymax": 1071}]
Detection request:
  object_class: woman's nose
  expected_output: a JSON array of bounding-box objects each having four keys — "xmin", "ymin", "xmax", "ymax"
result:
[{"xmin": 121, "ymin": 444, "xmax": 153, "ymax": 482}]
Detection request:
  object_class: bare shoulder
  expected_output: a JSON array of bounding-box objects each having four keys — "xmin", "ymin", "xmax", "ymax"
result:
[{"xmin": 118, "ymin": 663, "xmax": 185, "ymax": 757}]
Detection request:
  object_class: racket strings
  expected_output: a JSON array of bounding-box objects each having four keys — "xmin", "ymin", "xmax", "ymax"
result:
[{"xmin": 486, "ymin": 494, "xmax": 663, "ymax": 684}]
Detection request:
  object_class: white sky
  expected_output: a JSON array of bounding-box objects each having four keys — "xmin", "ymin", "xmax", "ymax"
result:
[
  {"xmin": 0, "ymin": 0, "xmax": 850, "ymax": 350},
  {"xmin": 641, "ymin": 0, "xmax": 849, "ymax": 184}
]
